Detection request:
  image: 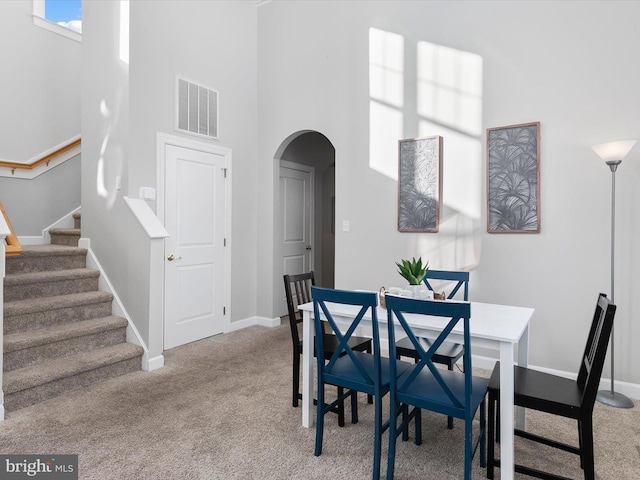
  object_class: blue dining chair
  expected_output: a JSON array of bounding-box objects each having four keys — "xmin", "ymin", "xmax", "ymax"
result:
[
  {"xmin": 386, "ymin": 294, "xmax": 489, "ymax": 480},
  {"xmin": 395, "ymin": 269, "xmax": 469, "ymax": 428},
  {"xmin": 311, "ymin": 286, "xmax": 415, "ymax": 480}
]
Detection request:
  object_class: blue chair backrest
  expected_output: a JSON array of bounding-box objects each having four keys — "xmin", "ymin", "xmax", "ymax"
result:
[
  {"xmin": 311, "ymin": 286, "xmax": 380, "ymax": 388},
  {"xmin": 423, "ymin": 269, "xmax": 469, "ymax": 301},
  {"xmin": 386, "ymin": 295, "xmax": 472, "ymax": 416}
]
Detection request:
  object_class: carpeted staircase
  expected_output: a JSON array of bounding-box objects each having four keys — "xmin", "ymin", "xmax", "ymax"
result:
[{"xmin": 3, "ymin": 213, "xmax": 144, "ymax": 412}]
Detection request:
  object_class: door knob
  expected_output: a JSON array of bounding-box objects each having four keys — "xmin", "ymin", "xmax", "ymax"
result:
[
  {"xmin": 305, "ymin": 245, "xmax": 312, "ymax": 251},
  {"xmin": 167, "ymin": 254, "xmax": 182, "ymax": 261}
]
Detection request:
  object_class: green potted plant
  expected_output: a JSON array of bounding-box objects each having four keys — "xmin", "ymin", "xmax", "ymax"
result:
[{"xmin": 396, "ymin": 257, "xmax": 429, "ymax": 286}]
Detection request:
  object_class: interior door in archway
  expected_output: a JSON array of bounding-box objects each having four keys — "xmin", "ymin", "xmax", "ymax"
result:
[{"xmin": 279, "ymin": 162, "xmax": 313, "ymax": 313}]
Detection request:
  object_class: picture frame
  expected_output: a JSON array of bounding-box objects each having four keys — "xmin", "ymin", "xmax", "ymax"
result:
[
  {"xmin": 398, "ymin": 135, "xmax": 443, "ymax": 233},
  {"xmin": 486, "ymin": 122, "xmax": 540, "ymax": 233}
]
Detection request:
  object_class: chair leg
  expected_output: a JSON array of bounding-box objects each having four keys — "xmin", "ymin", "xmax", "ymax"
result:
[
  {"xmin": 487, "ymin": 392, "xmax": 496, "ymax": 480},
  {"xmin": 293, "ymin": 352, "xmax": 300, "ymax": 407},
  {"xmin": 447, "ymin": 361, "xmax": 455, "ymax": 429},
  {"xmin": 386, "ymin": 398, "xmax": 399, "ymax": 480},
  {"xmin": 366, "ymin": 344, "xmax": 374, "ymax": 404},
  {"xmin": 337, "ymin": 387, "xmax": 345, "ymax": 427},
  {"xmin": 314, "ymin": 379, "xmax": 325, "ymax": 456},
  {"xmin": 480, "ymin": 398, "xmax": 486, "ymax": 468},
  {"xmin": 580, "ymin": 417, "xmax": 595, "ymax": 480},
  {"xmin": 464, "ymin": 416, "xmax": 472, "ymax": 480},
  {"xmin": 401, "ymin": 404, "xmax": 409, "ymax": 442},
  {"xmin": 495, "ymin": 397, "xmax": 500, "ymax": 443},
  {"xmin": 578, "ymin": 419, "xmax": 584, "ymax": 469},
  {"xmin": 351, "ymin": 388, "xmax": 359, "ymax": 424},
  {"xmin": 372, "ymin": 394, "xmax": 383, "ymax": 480}
]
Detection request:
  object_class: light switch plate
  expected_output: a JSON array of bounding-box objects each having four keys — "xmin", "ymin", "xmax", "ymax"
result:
[{"xmin": 139, "ymin": 187, "xmax": 157, "ymax": 200}]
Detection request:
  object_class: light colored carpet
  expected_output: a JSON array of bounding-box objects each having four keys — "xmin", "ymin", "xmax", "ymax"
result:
[{"xmin": 0, "ymin": 324, "xmax": 638, "ymax": 479}]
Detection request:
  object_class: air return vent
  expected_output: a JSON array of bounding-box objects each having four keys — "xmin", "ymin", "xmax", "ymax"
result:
[{"xmin": 176, "ymin": 77, "xmax": 219, "ymax": 140}]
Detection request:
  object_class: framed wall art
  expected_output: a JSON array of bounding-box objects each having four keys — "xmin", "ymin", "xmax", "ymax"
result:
[
  {"xmin": 398, "ymin": 135, "xmax": 443, "ymax": 233},
  {"xmin": 486, "ymin": 122, "xmax": 540, "ymax": 233}
]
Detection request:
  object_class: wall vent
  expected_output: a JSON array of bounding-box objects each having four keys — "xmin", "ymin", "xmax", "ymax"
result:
[{"xmin": 175, "ymin": 77, "xmax": 219, "ymax": 140}]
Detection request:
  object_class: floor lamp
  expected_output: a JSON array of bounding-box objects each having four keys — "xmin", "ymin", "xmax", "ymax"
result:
[{"xmin": 591, "ymin": 139, "xmax": 636, "ymax": 409}]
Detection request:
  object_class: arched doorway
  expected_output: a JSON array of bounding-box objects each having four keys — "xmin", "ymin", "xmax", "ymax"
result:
[{"xmin": 273, "ymin": 130, "xmax": 335, "ymax": 317}]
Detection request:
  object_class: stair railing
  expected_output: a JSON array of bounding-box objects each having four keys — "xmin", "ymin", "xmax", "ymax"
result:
[
  {"xmin": 0, "ymin": 138, "xmax": 81, "ymax": 176},
  {"xmin": 0, "ymin": 202, "xmax": 22, "ymax": 256}
]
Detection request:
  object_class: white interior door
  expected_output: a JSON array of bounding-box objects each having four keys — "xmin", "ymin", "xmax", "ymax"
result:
[
  {"xmin": 279, "ymin": 162, "xmax": 313, "ymax": 313},
  {"xmin": 164, "ymin": 144, "xmax": 227, "ymax": 349}
]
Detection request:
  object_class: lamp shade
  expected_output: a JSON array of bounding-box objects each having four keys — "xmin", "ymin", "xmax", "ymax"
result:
[{"xmin": 591, "ymin": 140, "xmax": 637, "ymax": 162}]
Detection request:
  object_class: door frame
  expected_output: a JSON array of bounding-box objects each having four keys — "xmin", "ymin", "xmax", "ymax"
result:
[{"xmin": 156, "ymin": 132, "xmax": 232, "ymax": 339}]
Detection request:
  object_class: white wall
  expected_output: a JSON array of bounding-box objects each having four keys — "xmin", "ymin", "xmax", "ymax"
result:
[
  {"xmin": 0, "ymin": 1, "xmax": 80, "ymax": 162},
  {"xmin": 257, "ymin": 1, "xmax": 640, "ymax": 385},
  {"xmin": 128, "ymin": 0, "xmax": 258, "ymax": 324},
  {"xmin": 81, "ymin": 0, "xmax": 259, "ymax": 348}
]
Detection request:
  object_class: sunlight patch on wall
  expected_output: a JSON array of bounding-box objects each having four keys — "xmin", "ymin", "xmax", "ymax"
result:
[
  {"xmin": 370, "ymin": 102, "xmax": 403, "ymax": 180},
  {"xmin": 361, "ymin": 33, "xmax": 486, "ymax": 271},
  {"xmin": 369, "ymin": 28, "xmax": 404, "ymax": 107},
  {"xmin": 96, "ymin": 98, "xmax": 124, "ymax": 210},
  {"xmin": 368, "ymin": 29, "xmax": 484, "ymax": 272},
  {"xmin": 417, "ymin": 41, "xmax": 483, "ymax": 136},
  {"xmin": 119, "ymin": 0, "xmax": 130, "ymax": 65},
  {"xmin": 419, "ymin": 121, "xmax": 482, "ymax": 220},
  {"xmin": 369, "ymin": 28, "xmax": 404, "ymax": 179},
  {"xmin": 417, "ymin": 41, "xmax": 483, "ymax": 221}
]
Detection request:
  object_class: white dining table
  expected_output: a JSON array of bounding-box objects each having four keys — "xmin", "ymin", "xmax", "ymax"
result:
[{"xmin": 299, "ymin": 299, "xmax": 534, "ymax": 480}]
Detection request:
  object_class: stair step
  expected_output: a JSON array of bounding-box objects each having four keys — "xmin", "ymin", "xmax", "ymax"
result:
[
  {"xmin": 5, "ymin": 245, "xmax": 87, "ymax": 274},
  {"xmin": 2, "ymin": 210, "xmax": 143, "ymax": 412},
  {"xmin": 3, "ymin": 268, "xmax": 100, "ymax": 302},
  {"xmin": 3, "ymin": 343, "xmax": 144, "ymax": 411},
  {"xmin": 49, "ymin": 228, "xmax": 81, "ymax": 247},
  {"xmin": 4, "ymin": 316, "xmax": 128, "ymax": 372},
  {"xmin": 4, "ymin": 291, "xmax": 114, "ymax": 335}
]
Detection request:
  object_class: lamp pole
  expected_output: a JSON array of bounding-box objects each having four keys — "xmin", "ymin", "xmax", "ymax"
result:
[{"xmin": 596, "ymin": 159, "xmax": 634, "ymax": 408}]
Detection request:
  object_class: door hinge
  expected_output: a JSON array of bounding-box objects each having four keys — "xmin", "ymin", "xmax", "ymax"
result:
[
  {"xmin": 223, "ymin": 306, "xmax": 226, "ymax": 315},
  {"xmin": 222, "ymin": 167, "xmax": 228, "ymax": 178},
  {"xmin": 224, "ymin": 238, "xmax": 227, "ymax": 247}
]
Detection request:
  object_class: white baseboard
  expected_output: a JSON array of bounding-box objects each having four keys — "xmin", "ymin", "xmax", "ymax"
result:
[
  {"xmin": 144, "ymin": 354, "xmax": 165, "ymax": 372},
  {"xmin": 17, "ymin": 236, "xmax": 47, "ymax": 245},
  {"xmin": 226, "ymin": 316, "xmax": 281, "ymax": 332},
  {"xmin": 257, "ymin": 316, "xmax": 282, "ymax": 328}
]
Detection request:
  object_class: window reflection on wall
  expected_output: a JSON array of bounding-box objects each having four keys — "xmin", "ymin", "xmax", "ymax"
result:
[
  {"xmin": 369, "ymin": 28, "xmax": 404, "ymax": 180},
  {"xmin": 417, "ymin": 41, "xmax": 483, "ymax": 222},
  {"xmin": 368, "ymin": 29, "xmax": 484, "ymax": 269},
  {"xmin": 417, "ymin": 41, "xmax": 482, "ymax": 137}
]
